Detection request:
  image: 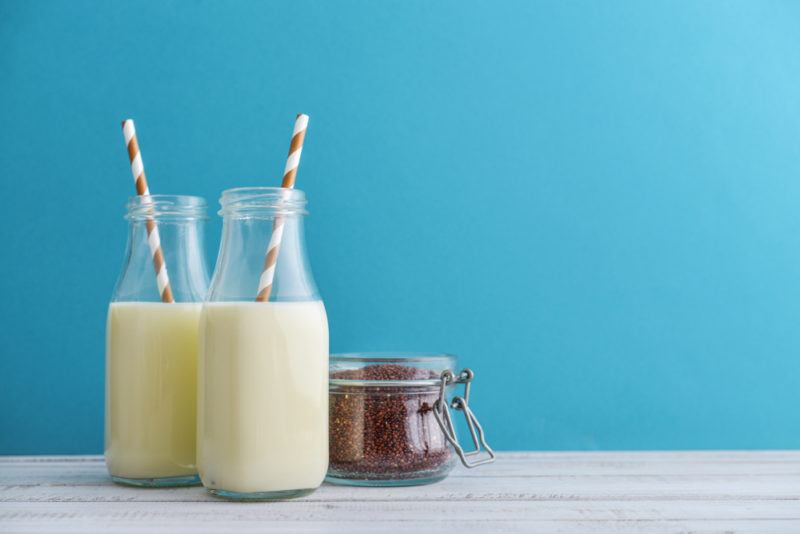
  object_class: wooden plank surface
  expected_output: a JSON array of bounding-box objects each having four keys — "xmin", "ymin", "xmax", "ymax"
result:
[{"xmin": 1, "ymin": 452, "xmax": 799, "ymax": 533}]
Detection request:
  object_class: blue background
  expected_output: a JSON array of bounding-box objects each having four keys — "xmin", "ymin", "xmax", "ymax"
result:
[{"xmin": 2, "ymin": 1, "xmax": 800, "ymax": 454}]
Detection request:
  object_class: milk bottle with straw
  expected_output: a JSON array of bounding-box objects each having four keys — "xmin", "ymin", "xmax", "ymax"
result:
[
  {"xmin": 198, "ymin": 115, "xmax": 330, "ymax": 500},
  {"xmin": 105, "ymin": 120, "xmax": 209, "ymax": 486}
]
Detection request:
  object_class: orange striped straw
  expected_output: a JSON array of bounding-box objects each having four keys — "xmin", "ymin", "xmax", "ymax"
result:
[
  {"xmin": 256, "ymin": 113, "xmax": 309, "ymax": 301},
  {"xmin": 121, "ymin": 119, "xmax": 174, "ymax": 303}
]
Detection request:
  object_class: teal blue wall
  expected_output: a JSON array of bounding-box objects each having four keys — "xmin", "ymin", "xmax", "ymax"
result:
[{"xmin": 2, "ymin": 1, "xmax": 800, "ymax": 453}]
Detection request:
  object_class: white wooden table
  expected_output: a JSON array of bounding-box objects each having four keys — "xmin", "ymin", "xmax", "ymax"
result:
[{"xmin": 1, "ymin": 452, "xmax": 799, "ymax": 533}]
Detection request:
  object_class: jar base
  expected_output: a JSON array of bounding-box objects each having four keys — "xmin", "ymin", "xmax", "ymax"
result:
[
  {"xmin": 207, "ymin": 487, "xmax": 316, "ymax": 501},
  {"xmin": 111, "ymin": 474, "xmax": 201, "ymax": 487},
  {"xmin": 324, "ymin": 473, "xmax": 448, "ymax": 487}
]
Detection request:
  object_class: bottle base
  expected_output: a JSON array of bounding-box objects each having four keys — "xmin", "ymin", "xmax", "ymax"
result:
[
  {"xmin": 324, "ymin": 473, "xmax": 448, "ymax": 487},
  {"xmin": 207, "ymin": 487, "xmax": 316, "ymax": 501},
  {"xmin": 111, "ymin": 474, "xmax": 201, "ymax": 487}
]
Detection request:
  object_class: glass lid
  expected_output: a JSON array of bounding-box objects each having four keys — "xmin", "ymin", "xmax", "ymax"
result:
[{"xmin": 329, "ymin": 352, "xmax": 457, "ymax": 387}]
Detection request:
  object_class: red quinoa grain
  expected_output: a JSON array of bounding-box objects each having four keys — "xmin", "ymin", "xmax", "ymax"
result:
[{"xmin": 328, "ymin": 364, "xmax": 453, "ymax": 482}]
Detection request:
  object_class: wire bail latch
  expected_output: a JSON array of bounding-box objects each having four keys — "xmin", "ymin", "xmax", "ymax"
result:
[{"xmin": 433, "ymin": 368, "xmax": 495, "ymax": 468}]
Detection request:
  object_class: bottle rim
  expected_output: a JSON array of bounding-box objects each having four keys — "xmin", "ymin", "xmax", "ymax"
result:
[
  {"xmin": 218, "ymin": 187, "xmax": 308, "ymax": 218},
  {"xmin": 125, "ymin": 195, "xmax": 208, "ymax": 221}
]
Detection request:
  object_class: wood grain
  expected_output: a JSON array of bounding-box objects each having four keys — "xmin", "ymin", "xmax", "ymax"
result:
[{"xmin": 1, "ymin": 452, "xmax": 799, "ymax": 533}]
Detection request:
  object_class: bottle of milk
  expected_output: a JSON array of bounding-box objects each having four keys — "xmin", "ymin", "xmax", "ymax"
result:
[
  {"xmin": 198, "ymin": 187, "xmax": 329, "ymax": 500},
  {"xmin": 106, "ymin": 195, "xmax": 209, "ymax": 487}
]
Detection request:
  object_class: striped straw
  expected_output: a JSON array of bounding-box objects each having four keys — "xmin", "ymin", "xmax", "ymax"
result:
[
  {"xmin": 121, "ymin": 119, "xmax": 174, "ymax": 303},
  {"xmin": 255, "ymin": 113, "xmax": 309, "ymax": 302}
]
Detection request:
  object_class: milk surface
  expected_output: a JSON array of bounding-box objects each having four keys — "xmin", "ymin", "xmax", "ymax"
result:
[
  {"xmin": 105, "ymin": 302, "xmax": 201, "ymax": 479},
  {"xmin": 198, "ymin": 301, "xmax": 329, "ymax": 494}
]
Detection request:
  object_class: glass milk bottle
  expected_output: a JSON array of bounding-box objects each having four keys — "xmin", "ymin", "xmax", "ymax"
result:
[
  {"xmin": 106, "ymin": 195, "xmax": 209, "ymax": 487},
  {"xmin": 198, "ymin": 187, "xmax": 329, "ymax": 500}
]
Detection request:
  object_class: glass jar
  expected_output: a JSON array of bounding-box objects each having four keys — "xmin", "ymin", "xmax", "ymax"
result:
[
  {"xmin": 328, "ymin": 353, "xmax": 495, "ymax": 486},
  {"xmin": 198, "ymin": 187, "xmax": 329, "ymax": 501},
  {"xmin": 105, "ymin": 195, "xmax": 209, "ymax": 487}
]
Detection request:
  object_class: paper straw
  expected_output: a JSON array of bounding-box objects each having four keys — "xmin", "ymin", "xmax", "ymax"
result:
[
  {"xmin": 121, "ymin": 119, "xmax": 174, "ymax": 303},
  {"xmin": 256, "ymin": 113, "xmax": 309, "ymax": 302}
]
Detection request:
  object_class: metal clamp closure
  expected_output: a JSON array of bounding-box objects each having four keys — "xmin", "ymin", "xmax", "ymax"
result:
[{"xmin": 433, "ymin": 368, "xmax": 495, "ymax": 468}]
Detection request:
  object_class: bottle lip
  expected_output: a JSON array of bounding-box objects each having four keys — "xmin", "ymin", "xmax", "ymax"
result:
[
  {"xmin": 219, "ymin": 187, "xmax": 308, "ymax": 218},
  {"xmin": 329, "ymin": 352, "xmax": 458, "ymax": 387},
  {"xmin": 125, "ymin": 195, "xmax": 208, "ymax": 221}
]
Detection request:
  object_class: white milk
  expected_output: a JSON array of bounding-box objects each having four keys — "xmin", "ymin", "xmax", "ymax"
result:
[
  {"xmin": 105, "ymin": 302, "xmax": 201, "ymax": 480},
  {"xmin": 198, "ymin": 301, "xmax": 329, "ymax": 495}
]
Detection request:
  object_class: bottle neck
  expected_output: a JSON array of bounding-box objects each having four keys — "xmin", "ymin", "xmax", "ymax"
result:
[
  {"xmin": 207, "ymin": 212, "xmax": 319, "ymax": 302},
  {"xmin": 112, "ymin": 196, "xmax": 209, "ymax": 303}
]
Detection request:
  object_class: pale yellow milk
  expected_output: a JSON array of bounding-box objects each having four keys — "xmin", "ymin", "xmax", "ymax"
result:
[
  {"xmin": 105, "ymin": 302, "xmax": 201, "ymax": 480},
  {"xmin": 198, "ymin": 301, "xmax": 329, "ymax": 494}
]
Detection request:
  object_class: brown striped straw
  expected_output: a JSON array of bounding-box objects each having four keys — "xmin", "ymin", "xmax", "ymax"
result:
[
  {"xmin": 121, "ymin": 119, "xmax": 174, "ymax": 303},
  {"xmin": 256, "ymin": 113, "xmax": 309, "ymax": 301}
]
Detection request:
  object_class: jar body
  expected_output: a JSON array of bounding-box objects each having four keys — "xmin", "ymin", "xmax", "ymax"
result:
[
  {"xmin": 105, "ymin": 196, "xmax": 209, "ymax": 487},
  {"xmin": 198, "ymin": 188, "xmax": 329, "ymax": 500},
  {"xmin": 327, "ymin": 354, "xmax": 456, "ymax": 486}
]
